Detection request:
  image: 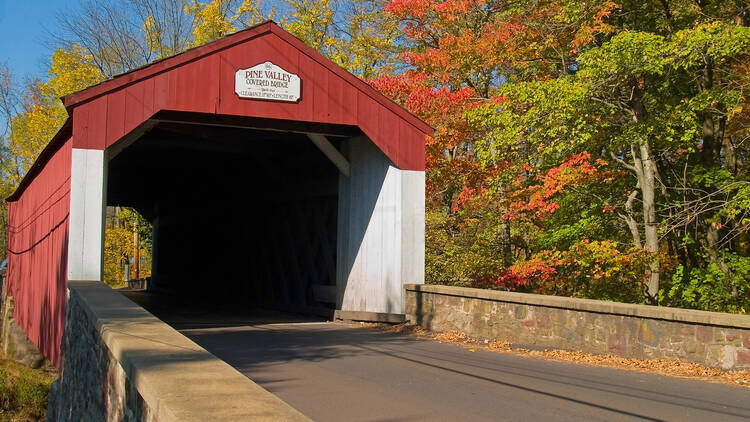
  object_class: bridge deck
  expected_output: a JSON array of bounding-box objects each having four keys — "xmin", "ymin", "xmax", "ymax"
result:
[{"xmin": 122, "ymin": 291, "xmax": 750, "ymax": 421}]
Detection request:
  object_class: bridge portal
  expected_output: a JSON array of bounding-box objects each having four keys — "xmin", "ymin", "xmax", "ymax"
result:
[{"xmin": 5, "ymin": 21, "xmax": 429, "ymax": 365}]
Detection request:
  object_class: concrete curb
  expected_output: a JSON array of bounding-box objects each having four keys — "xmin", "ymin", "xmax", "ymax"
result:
[
  {"xmin": 67, "ymin": 280, "xmax": 311, "ymax": 422},
  {"xmin": 404, "ymin": 284, "xmax": 750, "ymax": 329}
]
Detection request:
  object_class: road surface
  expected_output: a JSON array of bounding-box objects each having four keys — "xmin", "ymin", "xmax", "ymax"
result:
[{"xmin": 122, "ymin": 293, "xmax": 750, "ymax": 422}]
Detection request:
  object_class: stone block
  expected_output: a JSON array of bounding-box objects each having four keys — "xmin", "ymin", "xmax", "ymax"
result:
[
  {"xmin": 737, "ymin": 350, "xmax": 750, "ymax": 366},
  {"xmin": 706, "ymin": 345, "xmax": 737, "ymax": 370},
  {"xmin": 696, "ymin": 326, "xmax": 713, "ymax": 342},
  {"xmin": 594, "ymin": 328, "xmax": 607, "ymax": 343},
  {"xmin": 684, "ymin": 339, "xmax": 698, "ymax": 354},
  {"xmin": 607, "ymin": 334, "xmax": 627, "ymax": 355},
  {"xmin": 514, "ymin": 306, "xmax": 527, "ymax": 320},
  {"xmin": 49, "ymin": 282, "xmax": 312, "ymax": 422},
  {"xmin": 461, "ymin": 298, "xmax": 471, "ymax": 313},
  {"xmin": 406, "ymin": 285, "xmax": 750, "ymax": 370},
  {"xmin": 637, "ymin": 320, "xmax": 661, "ymax": 348},
  {"xmin": 5, "ymin": 321, "xmax": 45, "ymax": 369},
  {"xmin": 559, "ymin": 327, "xmax": 576, "ymax": 341},
  {"xmin": 680, "ymin": 326, "xmax": 695, "ymax": 336},
  {"xmin": 536, "ymin": 313, "xmax": 551, "ymax": 329}
]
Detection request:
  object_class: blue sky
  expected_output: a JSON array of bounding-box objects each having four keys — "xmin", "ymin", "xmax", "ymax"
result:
[{"xmin": 0, "ymin": 0, "xmax": 78, "ymax": 79}]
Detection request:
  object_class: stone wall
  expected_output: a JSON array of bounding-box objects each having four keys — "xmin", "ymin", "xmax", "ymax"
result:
[
  {"xmin": 46, "ymin": 285, "xmax": 152, "ymax": 421},
  {"xmin": 47, "ymin": 280, "xmax": 312, "ymax": 422},
  {"xmin": 405, "ymin": 284, "xmax": 750, "ymax": 371}
]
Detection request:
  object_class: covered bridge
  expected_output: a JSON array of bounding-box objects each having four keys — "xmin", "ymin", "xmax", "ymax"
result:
[{"xmin": 5, "ymin": 21, "xmax": 430, "ymax": 366}]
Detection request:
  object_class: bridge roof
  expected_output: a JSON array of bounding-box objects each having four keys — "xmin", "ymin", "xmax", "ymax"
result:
[{"xmin": 9, "ymin": 20, "xmax": 430, "ymax": 202}]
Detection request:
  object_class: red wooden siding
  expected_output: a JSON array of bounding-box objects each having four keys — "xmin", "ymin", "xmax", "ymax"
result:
[
  {"xmin": 6, "ymin": 137, "xmax": 71, "ymax": 367},
  {"xmin": 64, "ymin": 22, "xmax": 430, "ymax": 170}
]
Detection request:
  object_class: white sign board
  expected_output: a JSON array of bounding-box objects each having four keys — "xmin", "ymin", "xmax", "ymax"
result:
[{"xmin": 235, "ymin": 61, "xmax": 301, "ymax": 102}]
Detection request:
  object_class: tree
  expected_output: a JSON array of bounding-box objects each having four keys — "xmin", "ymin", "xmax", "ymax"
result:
[
  {"xmin": 0, "ymin": 63, "xmax": 22, "ymax": 263},
  {"xmin": 186, "ymin": 0, "xmax": 268, "ymax": 47},
  {"xmin": 104, "ymin": 208, "xmax": 152, "ymax": 287},
  {"xmin": 285, "ymin": 0, "xmax": 403, "ymax": 78},
  {"xmin": 8, "ymin": 45, "xmax": 104, "ymax": 180},
  {"xmin": 381, "ymin": 0, "xmax": 750, "ymax": 311}
]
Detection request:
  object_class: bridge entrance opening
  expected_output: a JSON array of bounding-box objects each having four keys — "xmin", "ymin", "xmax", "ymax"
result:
[{"xmin": 106, "ymin": 118, "xmax": 348, "ymax": 316}]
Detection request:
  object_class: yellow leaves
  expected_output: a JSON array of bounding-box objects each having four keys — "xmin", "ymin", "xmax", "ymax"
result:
[
  {"xmin": 104, "ymin": 208, "xmax": 152, "ymax": 287},
  {"xmin": 45, "ymin": 45, "xmax": 104, "ymax": 99},
  {"xmin": 186, "ymin": 0, "xmax": 269, "ymax": 48},
  {"xmin": 143, "ymin": 15, "xmax": 169, "ymax": 60},
  {"xmin": 286, "ymin": 0, "xmax": 336, "ymax": 51},
  {"xmin": 103, "ymin": 226, "xmax": 132, "ymax": 287},
  {"xmin": 186, "ymin": 0, "xmax": 238, "ymax": 47},
  {"xmin": 233, "ymin": 0, "xmax": 269, "ymax": 28},
  {"xmin": 7, "ymin": 102, "xmax": 66, "ymax": 180},
  {"xmin": 284, "ymin": 0, "xmax": 401, "ymax": 79},
  {"xmin": 6, "ymin": 44, "xmax": 104, "ymax": 181}
]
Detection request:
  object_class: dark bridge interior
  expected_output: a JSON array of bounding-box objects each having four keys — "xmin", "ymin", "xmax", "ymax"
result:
[{"xmin": 107, "ymin": 119, "xmax": 353, "ymax": 315}]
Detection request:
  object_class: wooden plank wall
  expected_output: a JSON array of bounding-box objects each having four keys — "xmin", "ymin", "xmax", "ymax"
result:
[
  {"xmin": 336, "ymin": 137, "xmax": 425, "ymax": 314},
  {"xmin": 6, "ymin": 138, "xmax": 72, "ymax": 366}
]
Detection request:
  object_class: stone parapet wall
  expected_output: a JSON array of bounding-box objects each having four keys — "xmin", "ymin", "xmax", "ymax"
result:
[
  {"xmin": 47, "ymin": 280, "xmax": 311, "ymax": 422},
  {"xmin": 46, "ymin": 285, "xmax": 152, "ymax": 421},
  {"xmin": 405, "ymin": 284, "xmax": 750, "ymax": 370}
]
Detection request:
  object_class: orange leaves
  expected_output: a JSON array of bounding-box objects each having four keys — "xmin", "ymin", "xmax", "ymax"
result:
[
  {"xmin": 505, "ymin": 152, "xmax": 605, "ymax": 222},
  {"xmin": 385, "ymin": 0, "xmax": 533, "ymax": 86},
  {"xmin": 571, "ymin": 1, "xmax": 619, "ymax": 52},
  {"xmin": 370, "ymin": 73, "xmax": 476, "ymax": 121},
  {"xmin": 385, "ymin": 0, "xmax": 486, "ymax": 26},
  {"xmin": 452, "ymin": 183, "xmax": 490, "ymax": 212},
  {"xmin": 495, "ymin": 240, "xmax": 652, "ymax": 298},
  {"xmin": 370, "ymin": 72, "xmax": 481, "ymax": 171},
  {"xmin": 494, "ymin": 252, "xmax": 561, "ymax": 290}
]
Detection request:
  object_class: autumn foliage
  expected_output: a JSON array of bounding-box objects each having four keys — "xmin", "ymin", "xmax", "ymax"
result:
[
  {"xmin": 375, "ymin": 0, "xmax": 750, "ymax": 312},
  {"xmin": 2, "ymin": 0, "xmax": 750, "ymax": 313}
]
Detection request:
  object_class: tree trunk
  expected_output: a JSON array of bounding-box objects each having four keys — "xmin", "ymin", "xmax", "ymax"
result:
[
  {"xmin": 622, "ymin": 188, "xmax": 642, "ymax": 249},
  {"xmin": 500, "ymin": 211, "xmax": 513, "ymax": 267},
  {"xmin": 639, "ymin": 142, "xmax": 661, "ymax": 305}
]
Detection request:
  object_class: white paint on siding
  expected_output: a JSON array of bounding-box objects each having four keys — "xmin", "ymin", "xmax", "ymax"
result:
[
  {"xmin": 336, "ymin": 136, "xmax": 425, "ymax": 314},
  {"xmin": 67, "ymin": 148, "xmax": 106, "ymax": 281},
  {"xmin": 400, "ymin": 170, "xmax": 425, "ymax": 311}
]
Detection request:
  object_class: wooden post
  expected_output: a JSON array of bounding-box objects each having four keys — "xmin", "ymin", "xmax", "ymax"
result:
[{"xmin": 133, "ymin": 221, "xmax": 140, "ymax": 280}]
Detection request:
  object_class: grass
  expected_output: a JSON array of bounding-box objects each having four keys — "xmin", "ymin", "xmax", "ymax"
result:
[{"xmin": 0, "ymin": 359, "xmax": 56, "ymax": 422}]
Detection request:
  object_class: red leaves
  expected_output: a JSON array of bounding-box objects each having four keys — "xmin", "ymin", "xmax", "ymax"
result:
[
  {"xmin": 505, "ymin": 152, "xmax": 607, "ymax": 222},
  {"xmin": 494, "ymin": 240, "xmax": 652, "ymax": 296},
  {"xmin": 370, "ymin": 72, "xmax": 481, "ymax": 172},
  {"xmin": 495, "ymin": 254, "xmax": 559, "ymax": 290},
  {"xmin": 385, "ymin": 0, "xmax": 486, "ymax": 27},
  {"xmin": 370, "ymin": 73, "xmax": 476, "ymax": 124}
]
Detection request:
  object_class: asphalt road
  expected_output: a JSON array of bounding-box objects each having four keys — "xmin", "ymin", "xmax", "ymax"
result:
[
  {"xmin": 174, "ymin": 318, "xmax": 749, "ymax": 422},
  {"xmin": 120, "ymin": 292, "xmax": 749, "ymax": 422}
]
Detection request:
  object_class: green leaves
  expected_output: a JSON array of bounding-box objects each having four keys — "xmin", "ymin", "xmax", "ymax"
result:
[
  {"xmin": 665, "ymin": 251, "xmax": 750, "ymax": 314},
  {"xmin": 578, "ymin": 31, "xmax": 668, "ymax": 81},
  {"xmin": 670, "ymin": 22, "xmax": 750, "ymax": 69}
]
